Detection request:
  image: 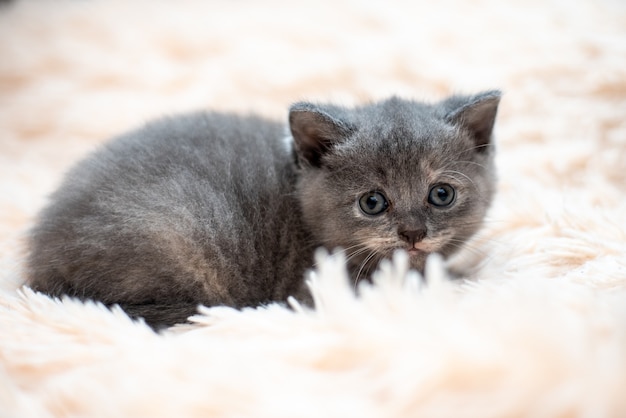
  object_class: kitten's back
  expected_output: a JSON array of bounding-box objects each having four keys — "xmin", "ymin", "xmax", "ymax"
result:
[{"xmin": 27, "ymin": 112, "xmax": 313, "ymax": 327}]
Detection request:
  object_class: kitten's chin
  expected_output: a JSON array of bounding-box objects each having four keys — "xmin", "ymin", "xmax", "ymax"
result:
[
  {"xmin": 345, "ymin": 244, "xmax": 434, "ymax": 282},
  {"xmin": 347, "ymin": 248, "xmax": 429, "ymax": 283},
  {"xmin": 406, "ymin": 249, "xmax": 428, "ymax": 273}
]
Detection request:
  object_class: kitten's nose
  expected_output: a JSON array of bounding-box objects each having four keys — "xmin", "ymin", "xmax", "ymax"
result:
[{"xmin": 398, "ymin": 229, "xmax": 427, "ymax": 245}]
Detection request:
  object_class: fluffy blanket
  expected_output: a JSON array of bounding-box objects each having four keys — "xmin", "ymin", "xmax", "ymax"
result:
[{"xmin": 1, "ymin": 0, "xmax": 625, "ymax": 416}]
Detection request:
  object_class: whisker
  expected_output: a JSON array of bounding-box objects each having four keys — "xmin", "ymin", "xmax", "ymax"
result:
[
  {"xmin": 438, "ymin": 144, "xmax": 491, "ymax": 166},
  {"xmin": 456, "ymin": 143, "xmax": 492, "ymax": 156},
  {"xmin": 345, "ymin": 247, "xmax": 372, "ymax": 265},
  {"xmin": 439, "ymin": 172, "xmax": 465, "ymax": 185},
  {"xmin": 455, "ymin": 160, "xmax": 488, "ymax": 170},
  {"xmin": 343, "ymin": 242, "xmax": 370, "ymax": 253},
  {"xmin": 447, "ymin": 241, "xmax": 500, "ymax": 267},
  {"xmin": 354, "ymin": 250, "xmax": 378, "ymax": 290},
  {"xmin": 445, "ymin": 240, "xmax": 489, "ymax": 258},
  {"xmin": 438, "ymin": 144, "xmax": 493, "ymax": 173},
  {"xmin": 308, "ymin": 241, "xmax": 370, "ymax": 268},
  {"xmin": 441, "ymin": 170, "xmax": 476, "ymax": 189}
]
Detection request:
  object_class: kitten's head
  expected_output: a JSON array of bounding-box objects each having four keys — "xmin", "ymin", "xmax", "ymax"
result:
[{"xmin": 289, "ymin": 91, "xmax": 501, "ymax": 280}]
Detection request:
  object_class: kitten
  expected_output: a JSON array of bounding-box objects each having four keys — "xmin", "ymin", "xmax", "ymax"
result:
[{"xmin": 27, "ymin": 91, "xmax": 501, "ymax": 329}]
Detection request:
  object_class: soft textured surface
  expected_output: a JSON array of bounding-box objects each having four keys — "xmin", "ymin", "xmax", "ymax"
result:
[{"xmin": 1, "ymin": 0, "xmax": 626, "ymax": 416}]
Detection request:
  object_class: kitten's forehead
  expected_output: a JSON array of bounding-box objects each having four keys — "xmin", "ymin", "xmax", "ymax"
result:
[
  {"xmin": 345, "ymin": 100, "xmax": 463, "ymax": 169},
  {"xmin": 357, "ymin": 97, "xmax": 440, "ymax": 135},
  {"xmin": 322, "ymin": 98, "xmax": 476, "ymax": 197},
  {"xmin": 359, "ymin": 98, "xmax": 464, "ymax": 151},
  {"xmin": 317, "ymin": 94, "xmax": 495, "ymax": 195}
]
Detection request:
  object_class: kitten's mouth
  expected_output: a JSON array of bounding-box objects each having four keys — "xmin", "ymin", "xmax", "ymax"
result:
[{"xmin": 406, "ymin": 246, "xmax": 428, "ymax": 256}]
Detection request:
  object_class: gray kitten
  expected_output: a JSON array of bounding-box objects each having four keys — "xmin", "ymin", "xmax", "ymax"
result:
[{"xmin": 27, "ymin": 91, "xmax": 501, "ymax": 329}]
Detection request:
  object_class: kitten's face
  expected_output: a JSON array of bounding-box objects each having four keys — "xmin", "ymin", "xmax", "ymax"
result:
[{"xmin": 290, "ymin": 92, "xmax": 500, "ymax": 280}]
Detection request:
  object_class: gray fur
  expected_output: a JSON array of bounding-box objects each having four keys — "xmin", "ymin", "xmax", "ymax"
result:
[{"xmin": 27, "ymin": 91, "xmax": 501, "ymax": 329}]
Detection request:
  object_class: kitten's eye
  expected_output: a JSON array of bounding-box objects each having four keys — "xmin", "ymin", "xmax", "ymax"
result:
[
  {"xmin": 428, "ymin": 184, "xmax": 455, "ymax": 207},
  {"xmin": 358, "ymin": 191, "xmax": 389, "ymax": 216}
]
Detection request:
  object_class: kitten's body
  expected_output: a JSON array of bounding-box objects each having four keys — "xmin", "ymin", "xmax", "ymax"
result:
[{"xmin": 27, "ymin": 92, "xmax": 501, "ymax": 329}]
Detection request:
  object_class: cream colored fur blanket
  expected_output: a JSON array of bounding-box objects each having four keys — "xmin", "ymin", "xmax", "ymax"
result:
[{"xmin": 1, "ymin": 0, "xmax": 625, "ymax": 416}]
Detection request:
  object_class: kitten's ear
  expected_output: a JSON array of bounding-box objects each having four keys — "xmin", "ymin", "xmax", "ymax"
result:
[
  {"xmin": 444, "ymin": 90, "xmax": 501, "ymax": 151},
  {"xmin": 289, "ymin": 103, "xmax": 353, "ymax": 167}
]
